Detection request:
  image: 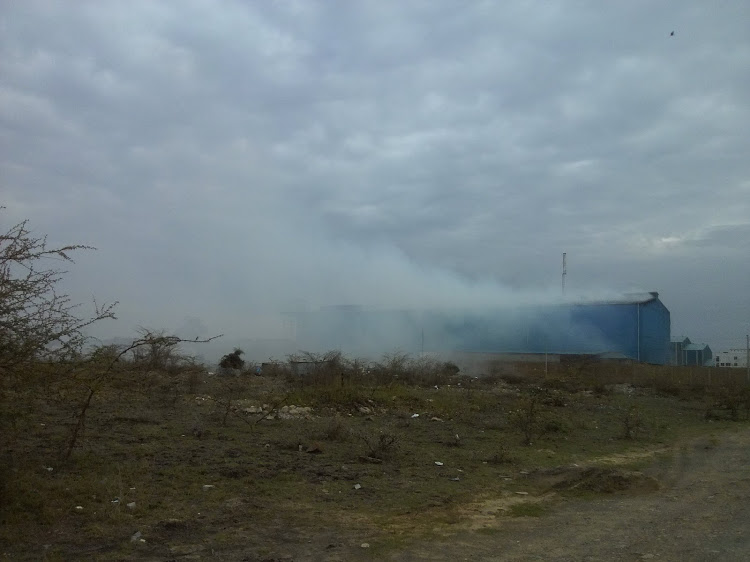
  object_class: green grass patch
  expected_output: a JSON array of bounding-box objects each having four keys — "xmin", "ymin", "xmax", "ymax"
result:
[{"xmin": 507, "ymin": 502, "xmax": 548, "ymax": 517}]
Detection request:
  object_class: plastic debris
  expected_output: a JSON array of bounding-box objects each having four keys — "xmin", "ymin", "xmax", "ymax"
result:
[
  {"xmin": 411, "ymin": 413, "xmax": 419, "ymax": 418},
  {"xmin": 361, "ymin": 543, "xmax": 370, "ymax": 548},
  {"xmin": 435, "ymin": 461, "xmax": 444, "ymax": 466},
  {"xmin": 74, "ymin": 506, "xmax": 84, "ymax": 512},
  {"xmin": 130, "ymin": 531, "xmax": 142, "ymax": 542},
  {"xmin": 202, "ymin": 485, "xmax": 215, "ymax": 491},
  {"xmin": 127, "ymin": 502, "xmax": 136, "ymax": 509},
  {"xmin": 354, "ymin": 483, "xmax": 362, "ymax": 490}
]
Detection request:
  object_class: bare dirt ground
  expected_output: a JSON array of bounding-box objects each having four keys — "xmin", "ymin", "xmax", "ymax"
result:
[{"xmin": 384, "ymin": 427, "xmax": 750, "ymax": 561}]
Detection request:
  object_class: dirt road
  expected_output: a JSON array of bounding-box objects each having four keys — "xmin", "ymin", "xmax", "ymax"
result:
[{"xmin": 386, "ymin": 427, "xmax": 750, "ymax": 561}]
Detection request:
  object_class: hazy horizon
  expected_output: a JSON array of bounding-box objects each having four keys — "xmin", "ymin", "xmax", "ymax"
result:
[{"xmin": 2, "ymin": 1, "xmax": 749, "ymax": 355}]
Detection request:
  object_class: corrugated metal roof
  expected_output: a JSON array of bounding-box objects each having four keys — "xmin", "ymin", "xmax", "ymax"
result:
[
  {"xmin": 568, "ymin": 292, "xmax": 660, "ymax": 306},
  {"xmin": 684, "ymin": 343, "xmax": 710, "ymax": 351}
]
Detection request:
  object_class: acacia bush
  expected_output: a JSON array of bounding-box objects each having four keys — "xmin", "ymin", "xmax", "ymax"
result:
[
  {"xmin": 220, "ymin": 348, "xmax": 245, "ymax": 371},
  {"xmin": 0, "ymin": 211, "xmax": 220, "ymax": 462},
  {"xmin": 1, "ymin": 212, "xmax": 117, "ymax": 457},
  {"xmin": 0, "ymin": 211, "xmax": 117, "ymax": 372}
]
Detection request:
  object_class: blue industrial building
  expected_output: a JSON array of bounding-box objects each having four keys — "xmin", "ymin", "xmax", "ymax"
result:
[{"xmin": 296, "ymin": 292, "xmax": 671, "ymax": 365}]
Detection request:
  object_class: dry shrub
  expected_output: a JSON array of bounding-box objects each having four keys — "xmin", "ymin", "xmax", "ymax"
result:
[
  {"xmin": 321, "ymin": 416, "xmax": 351, "ymax": 442},
  {"xmin": 187, "ymin": 369, "xmax": 202, "ymax": 394},
  {"xmin": 706, "ymin": 383, "xmax": 750, "ymax": 421},
  {"xmin": 286, "ymin": 350, "xmax": 355, "ymax": 388},
  {"xmin": 493, "ymin": 370, "xmax": 528, "ymax": 386},
  {"xmin": 485, "ymin": 445, "xmax": 515, "ymax": 465},
  {"xmin": 368, "ymin": 353, "xmax": 459, "ymax": 387},
  {"xmin": 509, "ymin": 390, "xmax": 551, "ymax": 445},
  {"xmin": 621, "ymin": 405, "xmax": 646, "ymax": 439},
  {"xmin": 358, "ymin": 427, "xmax": 399, "ymax": 459}
]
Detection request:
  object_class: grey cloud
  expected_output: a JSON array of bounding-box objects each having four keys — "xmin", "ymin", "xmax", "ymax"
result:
[{"xmin": 1, "ymin": 0, "xmax": 749, "ymax": 352}]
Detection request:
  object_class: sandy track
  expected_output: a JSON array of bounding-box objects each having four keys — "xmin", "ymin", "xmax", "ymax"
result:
[{"xmin": 387, "ymin": 428, "xmax": 750, "ymax": 561}]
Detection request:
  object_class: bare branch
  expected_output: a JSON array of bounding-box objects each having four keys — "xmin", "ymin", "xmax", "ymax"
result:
[{"xmin": 0, "ymin": 210, "xmax": 117, "ymax": 372}]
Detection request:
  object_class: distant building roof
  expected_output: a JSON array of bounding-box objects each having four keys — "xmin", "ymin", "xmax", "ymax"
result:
[{"xmin": 684, "ymin": 343, "xmax": 711, "ymax": 351}]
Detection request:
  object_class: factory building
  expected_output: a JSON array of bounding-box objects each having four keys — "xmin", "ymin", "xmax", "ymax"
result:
[
  {"xmin": 683, "ymin": 343, "xmax": 713, "ymax": 366},
  {"xmin": 715, "ymin": 349, "xmax": 749, "ymax": 369},
  {"xmin": 296, "ymin": 292, "xmax": 671, "ymax": 365},
  {"xmin": 671, "ymin": 337, "xmax": 713, "ymax": 366}
]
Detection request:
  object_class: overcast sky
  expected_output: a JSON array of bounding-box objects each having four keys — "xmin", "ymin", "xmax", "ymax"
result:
[{"xmin": 2, "ymin": 1, "xmax": 749, "ymax": 351}]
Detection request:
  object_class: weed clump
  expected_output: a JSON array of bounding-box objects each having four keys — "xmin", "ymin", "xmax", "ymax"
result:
[
  {"xmin": 485, "ymin": 445, "xmax": 515, "ymax": 465},
  {"xmin": 705, "ymin": 383, "xmax": 750, "ymax": 421},
  {"xmin": 321, "ymin": 416, "xmax": 351, "ymax": 442},
  {"xmin": 621, "ymin": 405, "xmax": 647, "ymax": 439},
  {"xmin": 358, "ymin": 427, "xmax": 399, "ymax": 460},
  {"xmin": 508, "ymin": 389, "xmax": 554, "ymax": 445}
]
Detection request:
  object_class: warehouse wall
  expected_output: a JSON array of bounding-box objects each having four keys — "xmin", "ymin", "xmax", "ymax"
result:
[
  {"xmin": 295, "ymin": 297, "xmax": 671, "ymax": 365},
  {"xmin": 639, "ymin": 299, "xmax": 671, "ymax": 364}
]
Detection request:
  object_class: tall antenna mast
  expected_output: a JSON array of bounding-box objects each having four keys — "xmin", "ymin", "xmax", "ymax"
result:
[{"xmin": 562, "ymin": 252, "xmax": 567, "ymax": 296}]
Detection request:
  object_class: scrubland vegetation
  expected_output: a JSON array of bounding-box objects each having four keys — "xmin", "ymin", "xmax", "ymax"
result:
[
  {"xmin": 4, "ymin": 349, "xmax": 750, "ymax": 560},
  {"xmin": 2, "ymin": 212, "xmax": 750, "ymax": 560}
]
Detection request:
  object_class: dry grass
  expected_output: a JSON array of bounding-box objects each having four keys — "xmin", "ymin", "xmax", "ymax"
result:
[{"xmin": 1, "ymin": 356, "xmax": 748, "ymax": 560}]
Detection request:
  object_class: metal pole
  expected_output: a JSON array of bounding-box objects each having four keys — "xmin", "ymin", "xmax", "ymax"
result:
[
  {"xmin": 746, "ymin": 334, "xmax": 749, "ymax": 385},
  {"xmin": 637, "ymin": 304, "xmax": 640, "ymax": 362}
]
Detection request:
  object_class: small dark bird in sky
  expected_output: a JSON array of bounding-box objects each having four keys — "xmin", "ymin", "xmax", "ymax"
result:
[{"xmin": 670, "ymin": 31, "xmax": 675, "ymax": 37}]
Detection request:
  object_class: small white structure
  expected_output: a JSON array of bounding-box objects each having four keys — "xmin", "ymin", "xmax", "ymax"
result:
[{"xmin": 715, "ymin": 349, "xmax": 749, "ymax": 368}]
